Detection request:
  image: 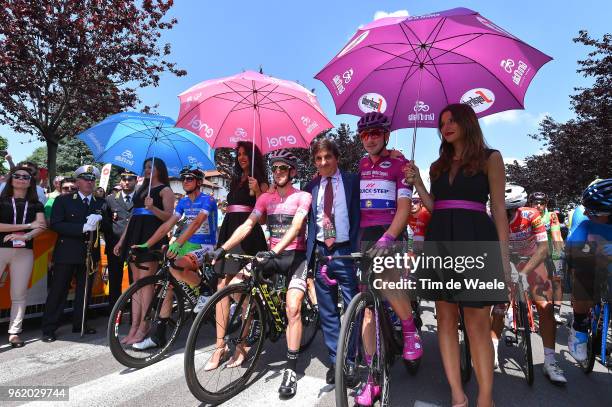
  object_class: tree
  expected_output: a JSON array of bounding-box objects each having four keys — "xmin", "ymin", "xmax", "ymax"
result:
[
  {"xmin": 0, "ymin": 0, "xmax": 186, "ymax": 188},
  {"xmin": 26, "ymin": 137, "xmax": 100, "ymax": 176},
  {"xmin": 0, "ymin": 134, "xmax": 8, "ymax": 175},
  {"xmin": 506, "ymin": 31, "xmax": 612, "ymax": 208}
]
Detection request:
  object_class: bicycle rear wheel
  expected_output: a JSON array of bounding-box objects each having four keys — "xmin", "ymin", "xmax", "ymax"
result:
[
  {"xmin": 582, "ymin": 305, "xmax": 599, "ymax": 373},
  {"xmin": 108, "ymin": 274, "xmax": 185, "ymax": 368},
  {"xmin": 518, "ymin": 300, "xmax": 534, "ymax": 385},
  {"xmin": 458, "ymin": 307, "xmax": 472, "ymax": 383},
  {"xmin": 184, "ymin": 283, "xmax": 266, "ymax": 404},
  {"xmin": 335, "ymin": 291, "xmax": 374, "ymax": 407}
]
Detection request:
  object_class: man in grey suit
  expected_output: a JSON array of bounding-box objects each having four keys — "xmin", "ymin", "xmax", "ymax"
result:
[{"xmin": 102, "ymin": 170, "xmax": 137, "ymax": 311}]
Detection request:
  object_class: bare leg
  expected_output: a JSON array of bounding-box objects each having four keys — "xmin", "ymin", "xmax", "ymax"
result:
[
  {"xmin": 464, "ymin": 306, "xmax": 494, "ymax": 407},
  {"xmin": 435, "ymin": 301, "xmax": 465, "ymax": 406}
]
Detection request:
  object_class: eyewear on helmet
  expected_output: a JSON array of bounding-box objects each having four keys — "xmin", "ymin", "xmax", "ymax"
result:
[
  {"xmin": 271, "ymin": 164, "xmax": 291, "ymax": 173},
  {"xmin": 359, "ymin": 128, "xmax": 387, "ymax": 141},
  {"xmin": 12, "ymin": 173, "xmax": 32, "ymax": 181}
]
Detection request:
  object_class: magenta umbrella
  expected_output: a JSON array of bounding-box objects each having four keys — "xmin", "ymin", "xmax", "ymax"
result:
[
  {"xmin": 315, "ymin": 7, "xmax": 552, "ymax": 159},
  {"xmin": 176, "ymin": 71, "xmax": 333, "ymax": 163}
]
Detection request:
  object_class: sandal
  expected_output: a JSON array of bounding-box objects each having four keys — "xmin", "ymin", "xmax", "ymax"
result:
[
  {"xmin": 452, "ymin": 395, "xmax": 468, "ymax": 407},
  {"xmin": 204, "ymin": 345, "xmax": 229, "ymax": 371},
  {"xmin": 227, "ymin": 344, "xmax": 250, "ymax": 368},
  {"xmin": 9, "ymin": 334, "xmax": 24, "ymax": 348}
]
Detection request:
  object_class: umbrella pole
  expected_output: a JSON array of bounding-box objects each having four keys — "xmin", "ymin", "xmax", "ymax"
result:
[
  {"xmin": 409, "ymin": 67, "xmax": 424, "ymax": 163},
  {"xmin": 147, "ymin": 130, "xmax": 160, "ymax": 197},
  {"xmin": 250, "ymin": 106, "xmax": 257, "ymax": 196}
]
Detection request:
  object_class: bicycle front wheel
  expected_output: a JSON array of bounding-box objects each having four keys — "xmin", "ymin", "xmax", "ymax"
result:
[
  {"xmin": 518, "ymin": 300, "xmax": 534, "ymax": 385},
  {"xmin": 184, "ymin": 283, "xmax": 266, "ymax": 404},
  {"xmin": 458, "ymin": 307, "xmax": 472, "ymax": 383},
  {"xmin": 107, "ymin": 274, "xmax": 185, "ymax": 368},
  {"xmin": 299, "ymin": 291, "xmax": 320, "ymax": 352}
]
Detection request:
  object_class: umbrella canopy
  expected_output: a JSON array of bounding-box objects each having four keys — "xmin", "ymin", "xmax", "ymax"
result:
[
  {"xmin": 176, "ymin": 70, "xmax": 334, "ymax": 154},
  {"xmin": 77, "ymin": 112, "xmax": 215, "ymax": 177},
  {"xmin": 315, "ymin": 7, "xmax": 552, "ymax": 130}
]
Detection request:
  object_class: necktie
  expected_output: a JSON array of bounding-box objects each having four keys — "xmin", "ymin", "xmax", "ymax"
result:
[
  {"xmin": 323, "ymin": 177, "xmax": 336, "ymax": 248},
  {"xmin": 83, "ymin": 197, "xmax": 89, "ymax": 207},
  {"xmin": 125, "ymin": 195, "xmax": 131, "ymax": 203}
]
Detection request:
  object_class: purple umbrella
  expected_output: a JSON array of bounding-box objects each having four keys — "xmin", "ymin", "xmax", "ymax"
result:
[{"xmin": 315, "ymin": 7, "xmax": 552, "ymax": 158}]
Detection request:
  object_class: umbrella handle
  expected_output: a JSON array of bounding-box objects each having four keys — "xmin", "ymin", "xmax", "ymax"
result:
[
  {"xmin": 409, "ymin": 67, "xmax": 424, "ymax": 164},
  {"xmin": 250, "ymin": 106, "xmax": 258, "ymax": 196}
]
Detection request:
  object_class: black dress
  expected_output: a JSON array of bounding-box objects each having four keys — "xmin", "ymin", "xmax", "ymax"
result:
[
  {"xmin": 421, "ymin": 149, "xmax": 506, "ymax": 306},
  {"xmin": 215, "ymin": 181, "xmax": 268, "ymax": 275},
  {"xmin": 122, "ymin": 184, "xmax": 169, "ymax": 262}
]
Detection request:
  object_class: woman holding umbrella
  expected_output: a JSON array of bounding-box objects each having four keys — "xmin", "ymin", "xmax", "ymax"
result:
[
  {"xmin": 405, "ymin": 104, "xmax": 508, "ymax": 407},
  {"xmin": 206, "ymin": 141, "xmax": 269, "ymax": 370},
  {"xmin": 113, "ymin": 157, "xmax": 175, "ymax": 345}
]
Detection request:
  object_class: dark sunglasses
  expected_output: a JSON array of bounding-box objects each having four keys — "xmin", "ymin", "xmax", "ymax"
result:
[
  {"xmin": 12, "ymin": 173, "xmax": 31, "ymax": 180},
  {"xmin": 181, "ymin": 176, "xmax": 196, "ymax": 182},
  {"xmin": 121, "ymin": 176, "xmax": 136, "ymax": 181},
  {"xmin": 359, "ymin": 129, "xmax": 386, "ymax": 141},
  {"xmin": 62, "ymin": 186, "xmax": 77, "ymax": 192},
  {"xmin": 271, "ymin": 165, "xmax": 291, "ymax": 173}
]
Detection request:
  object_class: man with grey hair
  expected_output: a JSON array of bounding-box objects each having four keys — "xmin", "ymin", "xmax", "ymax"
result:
[{"xmin": 47, "ymin": 176, "xmax": 65, "ymax": 199}]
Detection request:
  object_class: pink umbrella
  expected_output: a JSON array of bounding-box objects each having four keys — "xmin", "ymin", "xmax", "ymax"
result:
[
  {"xmin": 176, "ymin": 71, "xmax": 334, "ymax": 160},
  {"xmin": 315, "ymin": 7, "xmax": 552, "ymax": 159}
]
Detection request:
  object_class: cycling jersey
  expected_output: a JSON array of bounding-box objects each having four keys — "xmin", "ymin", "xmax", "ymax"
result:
[
  {"xmin": 567, "ymin": 220, "xmax": 612, "ymax": 245},
  {"xmin": 508, "ymin": 207, "xmax": 548, "ymax": 256},
  {"xmin": 359, "ymin": 154, "xmax": 412, "ymax": 228},
  {"xmin": 568, "ymin": 205, "xmax": 589, "ymax": 238},
  {"xmin": 539, "ymin": 208, "xmax": 563, "ymax": 260},
  {"xmin": 408, "ymin": 207, "xmax": 431, "ymax": 242},
  {"xmin": 252, "ymin": 187, "xmax": 312, "ymax": 251},
  {"xmin": 174, "ymin": 193, "xmax": 218, "ymax": 245}
]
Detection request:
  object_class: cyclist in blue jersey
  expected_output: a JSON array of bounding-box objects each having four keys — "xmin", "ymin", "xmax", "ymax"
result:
[
  {"xmin": 131, "ymin": 165, "xmax": 217, "ymax": 350},
  {"xmin": 566, "ymin": 178, "xmax": 612, "ymax": 363}
]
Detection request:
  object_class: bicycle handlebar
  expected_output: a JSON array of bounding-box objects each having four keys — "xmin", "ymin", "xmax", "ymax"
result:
[{"xmin": 224, "ymin": 253, "xmax": 274, "ymax": 286}]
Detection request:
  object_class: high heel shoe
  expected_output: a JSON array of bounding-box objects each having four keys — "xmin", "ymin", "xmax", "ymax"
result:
[
  {"xmin": 204, "ymin": 345, "xmax": 229, "ymax": 371},
  {"xmin": 452, "ymin": 395, "xmax": 468, "ymax": 407},
  {"xmin": 9, "ymin": 334, "xmax": 25, "ymax": 348},
  {"xmin": 226, "ymin": 344, "xmax": 250, "ymax": 368}
]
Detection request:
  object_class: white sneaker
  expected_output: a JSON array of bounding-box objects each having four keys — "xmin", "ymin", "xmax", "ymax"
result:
[
  {"xmin": 542, "ymin": 360, "xmax": 567, "ymax": 385},
  {"xmin": 132, "ymin": 337, "xmax": 159, "ymax": 350},
  {"xmin": 568, "ymin": 327, "xmax": 588, "ymax": 362},
  {"xmin": 493, "ymin": 344, "xmax": 499, "ymax": 369},
  {"xmin": 193, "ymin": 295, "xmax": 210, "ymax": 314},
  {"xmin": 505, "ymin": 307, "xmax": 514, "ymax": 328}
]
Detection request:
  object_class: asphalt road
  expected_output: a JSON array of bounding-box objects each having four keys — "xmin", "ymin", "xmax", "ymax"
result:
[{"xmin": 0, "ymin": 302, "xmax": 610, "ymax": 406}]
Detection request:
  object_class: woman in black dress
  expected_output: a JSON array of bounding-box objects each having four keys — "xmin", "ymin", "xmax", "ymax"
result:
[
  {"xmin": 206, "ymin": 141, "xmax": 268, "ymax": 370},
  {"xmin": 406, "ymin": 104, "xmax": 508, "ymax": 407},
  {"xmin": 113, "ymin": 158, "xmax": 175, "ymax": 345}
]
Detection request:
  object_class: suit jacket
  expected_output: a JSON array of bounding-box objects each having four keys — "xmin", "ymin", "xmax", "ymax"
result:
[
  {"xmin": 103, "ymin": 191, "xmax": 134, "ymax": 242},
  {"xmin": 305, "ymin": 171, "xmax": 360, "ymax": 268},
  {"xmin": 50, "ymin": 193, "xmax": 106, "ymax": 265}
]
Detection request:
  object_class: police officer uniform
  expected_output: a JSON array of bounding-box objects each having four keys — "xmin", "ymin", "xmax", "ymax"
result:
[
  {"xmin": 102, "ymin": 170, "xmax": 135, "ymax": 310},
  {"xmin": 41, "ymin": 165, "xmax": 106, "ymax": 341}
]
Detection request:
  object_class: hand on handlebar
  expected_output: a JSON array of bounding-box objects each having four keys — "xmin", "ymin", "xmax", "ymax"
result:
[
  {"xmin": 209, "ymin": 247, "xmax": 227, "ymax": 265},
  {"xmin": 167, "ymin": 241, "xmax": 182, "ymax": 259},
  {"xmin": 255, "ymin": 250, "xmax": 277, "ymax": 265}
]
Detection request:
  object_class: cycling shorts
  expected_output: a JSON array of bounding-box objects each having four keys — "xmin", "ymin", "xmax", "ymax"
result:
[
  {"xmin": 261, "ymin": 250, "xmax": 308, "ymax": 293},
  {"xmin": 180, "ymin": 242, "xmax": 214, "ymax": 269}
]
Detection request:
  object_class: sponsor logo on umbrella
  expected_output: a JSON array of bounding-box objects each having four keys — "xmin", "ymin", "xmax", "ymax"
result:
[
  {"xmin": 115, "ymin": 149, "xmax": 135, "ymax": 166},
  {"xmin": 409, "ymin": 100, "xmax": 436, "ymax": 122},
  {"xmin": 230, "ymin": 127, "xmax": 248, "ymax": 143},
  {"xmin": 332, "ymin": 68, "xmax": 354, "ymax": 95},
  {"xmin": 188, "ymin": 115, "xmax": 214, "ymax": 138},
  {"xmin": 337, "ymin": 30, "xmax": 370, "ymax": 58},
  {"xmin": 358, "ymin": 92, "xmax": 387, "ymax": 113},
  {"xmin": 267, "ymin": 134, "xmax": 297, "ymax": 149},
  {"xmin": 501, "ymin": 58, "xmax": 530, "ymax": 86},
  {"xmin": 301, "ymin": 116, "xmax": 319, "ymax": 134},
  {"xmin": 460, "ymin": 88, "xmax": 495, "ymax": 113}
]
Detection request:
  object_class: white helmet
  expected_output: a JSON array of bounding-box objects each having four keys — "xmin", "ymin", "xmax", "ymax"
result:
[{"xmin": 505, "ymin": 184, "xmax": 527, "ymax": 209}]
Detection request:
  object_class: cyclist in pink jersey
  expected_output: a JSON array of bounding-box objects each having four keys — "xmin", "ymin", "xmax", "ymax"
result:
[
  {"xmin": 354, "ymin": 112, "xmax": 420, "ymax": 406},
  {"xmin": 490, "ymin": 184, "xmax": 566, "ymax": 384},
  {"xmin": 212, "ymin": 149, "xmax": 312, "ymax": 398}
]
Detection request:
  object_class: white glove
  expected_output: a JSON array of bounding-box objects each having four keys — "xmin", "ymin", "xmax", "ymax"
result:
[
  {"xmin": 86, "ymin": 214, "xmax": 103, "ymax": 226},
  {"xmin": 83, "ymin": 223, "xmax": 97, "ymax": 233}
]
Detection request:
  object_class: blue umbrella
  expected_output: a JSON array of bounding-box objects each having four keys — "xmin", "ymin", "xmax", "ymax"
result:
[{"xmin": 78, "ymin": 112, "xmax": 216, "ymax": 181}]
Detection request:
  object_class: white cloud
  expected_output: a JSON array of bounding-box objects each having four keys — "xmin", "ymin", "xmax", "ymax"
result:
[
  {"xmin": 481, "ymin": 110, "xmax": 549, "ymax": 128},
  {"xmin": 373, "ymin": 10, "xmax": 410, "ymax": 20}
]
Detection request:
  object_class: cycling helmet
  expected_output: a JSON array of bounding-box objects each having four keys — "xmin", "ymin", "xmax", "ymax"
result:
[
  {"xmin": 529, "ymin": 191, "xmax": 548, "ymax": 203},
  {"xmin": 582, "ymin": 178, "xmax": 612, "ymax": 212},
  {"xmin": 179, "ymin": 165, "xmax": 204, "ymax": 179},
  {"xmin": 357, "ymin": 112, "xmax": 391, "ymax": 133},
  {"xmin": 505, "ymin": 184, "xmax": 528, "ymax": 209},
  {"xmin": 269, "ymin": 149, "xmax": 298, "ymax": 169}
]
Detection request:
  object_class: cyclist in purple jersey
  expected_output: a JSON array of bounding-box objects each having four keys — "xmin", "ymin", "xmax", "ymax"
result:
[
  {"xmin": 354, "ymin": 112, "xmax": 420, "ymax": 406},
  {"xmin": 212, "ymin": 149, "xmax": 312, "ymax": 398}
]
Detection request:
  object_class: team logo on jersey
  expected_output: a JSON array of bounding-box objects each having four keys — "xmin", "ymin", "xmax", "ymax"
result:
[
  {"xmin": 378, "ymin": 161, "xmax": 392, "ymax": 169},
  {"xmin": 460, "ymin": 88, "xmax": 495, "ymax": 113},
  {"xmin": 366, "ymin": 200, "xmax": 373, "ymax": 208}
]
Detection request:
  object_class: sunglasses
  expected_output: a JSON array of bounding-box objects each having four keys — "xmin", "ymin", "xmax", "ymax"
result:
[
  {"xmin": 359, "ymin": 129, "xmax": 387, "ymax": 141},
  {"xmin": 271, "ymin": 165, "xmax": 291, "ymax": 173},
  {"xmin": 13, "ymin": 173, "xmax": 31, "ymax": 180},
  {"xmin": 181, "ymin": 176, "xmax": 196, "ymax": 182},
  {"xmin": 121, "ymin": 176, "xmax": 136, "ymax": 181},
  {"xmin": 62, "ymin": 186, "xmax": 77, "ymax": 192},
  {"xmin": 412, "ymin": 199, "xmax": 422, "ymax": 205}
]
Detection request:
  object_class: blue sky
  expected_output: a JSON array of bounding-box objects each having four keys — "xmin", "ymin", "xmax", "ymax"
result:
[{"xmin": 3, "ymin": 0, "xmax": 610, "ymax": 174}]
